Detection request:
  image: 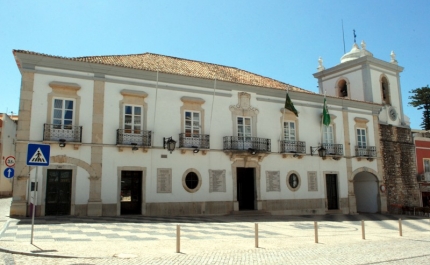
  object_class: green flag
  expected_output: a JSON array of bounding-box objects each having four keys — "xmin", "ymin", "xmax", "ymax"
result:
[
  {"xmin": 284, "ymin": 93, "xmax": 298, "ymax": 117},
  {"xmin": 322, "ymin": 97, "xmax": 331, "ymax": 126}
]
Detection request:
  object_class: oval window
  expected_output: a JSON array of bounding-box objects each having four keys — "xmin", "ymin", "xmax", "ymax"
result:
[
  {"xmin": 289, "ymin": 174, "xmax": 299, "ymax": 189},
  {"xmin": 185, "ymin": 172, "xmax": 199, "ymax": 190}
]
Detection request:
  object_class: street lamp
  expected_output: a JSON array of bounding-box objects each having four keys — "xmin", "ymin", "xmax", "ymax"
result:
[
  {"xmin": 310, "ymin": 145, "xmax": 326, "ymax": 158},
  {"xmin": 163, "ymin": 137, "xmax": 176, "ymax": 154}
]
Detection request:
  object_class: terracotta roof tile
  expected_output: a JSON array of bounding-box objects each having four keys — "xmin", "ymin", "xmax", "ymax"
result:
[{"xmin": 13, "ymin": 50, "xmax": 311, "ymax": 93}]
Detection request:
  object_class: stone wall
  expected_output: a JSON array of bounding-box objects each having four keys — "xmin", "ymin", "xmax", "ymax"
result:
[{"xmin": 380, "ymin": 125, "xmax": 420, "ymax": 213}]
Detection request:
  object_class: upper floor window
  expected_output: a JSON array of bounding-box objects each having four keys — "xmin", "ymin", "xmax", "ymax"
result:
[
  {"xmin": 381, "ymin": 76, "xmax": 390, "ymax": 105},
  {"xmin": 237, "ymin": 116, "xmax": 251, "ymax": 139},
  {"xmin": 124, "ymin": 105, "xmax": 142, "ymax": 134},
  {"xmin": 337, "ymin": 79, "xmax": 348, "ymax": 98},
  {"xmin": 424, "ymin": 159, "xmax": 430, "ymax": 173},
  {"xmin": 185, "ymin": 111, "xmax": 200, "ymax": 137},
  {"xmin": 323, "ymin": 125, "xmax": 334, "ymax": 144},
  {"xmin": 356, "ymin": 128, "xmax": 367, "ymax": 148},
  {"xmin": 53, "ymin": 98, "xmax": 74, "ymax": 129},
  {"xmin": 284, "ymin": 121, "xmax": 296, "ymax": 141}
]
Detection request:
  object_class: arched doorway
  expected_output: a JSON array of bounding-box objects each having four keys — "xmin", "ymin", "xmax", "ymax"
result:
[{"xmin": 354, "ymin": 172, "xmax": 379, "ymax": 213}]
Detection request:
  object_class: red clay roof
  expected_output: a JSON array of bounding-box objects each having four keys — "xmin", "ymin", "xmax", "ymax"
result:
[{"xmin": 13, "ymin": 50, "xmax": 310, "ymax": 93}]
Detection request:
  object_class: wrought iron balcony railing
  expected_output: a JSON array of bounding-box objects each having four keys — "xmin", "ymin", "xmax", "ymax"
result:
[
  {"xmin": 322, "ymin": 143, "xmax": 343, "ymax": 156},
  {"xmin": 43, "ymin": 124, "xmax": 82, "ymax": 142},
  {"xmin": 178, "ymin": 133, "xmax": 210, "ymax": 149},
  {"xmin": 355, "ymin": 146, "xmax": 376, "ymax": 157},
  {"xmin": 280, "ymin": 140, "xmax": 306, "ymax": 154},
  {"xmin": 223, "ymin": 136, "xmax": 271, "ymax": 152},
  {"xmin": 116, "ymin": 129, "xmax": 152, "ymax": 146}
]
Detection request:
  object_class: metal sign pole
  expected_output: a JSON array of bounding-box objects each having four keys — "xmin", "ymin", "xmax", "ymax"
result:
[
  {"xmin": 30, "ymin": 166, "xmax": 38, "ymax": 244},
  {"xmin": 27, "ymin": 143, "xmax": 51, "ymax": 245}
]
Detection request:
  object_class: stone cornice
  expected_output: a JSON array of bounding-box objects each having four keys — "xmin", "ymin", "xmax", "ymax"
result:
[
  {"xmin": 354, "ymin": 117, "xmax": 370, "ymax": 124},
  {"xmin": 313, "ymin": 56, "xmax": 404, "ymax": 79},
  {"xmin": 120, "ymin": 89, "xmax": 148, "ymax": 98},
  {"xmin": 180, "ymin": 96, "xmax": 205, "ymax": 104},
  {"xmin": 49, "ymin": 81, "xmax": 81, "ymax": 91}
]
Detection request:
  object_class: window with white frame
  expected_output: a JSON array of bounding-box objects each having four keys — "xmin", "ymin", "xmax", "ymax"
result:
[
  {"xmin": 124, "ymin": 105, "xmax": 142, "ymax": 134},
  {"xmin": 53, "ymin": 98, "xmax": 74, "ymax": 129},
  {"xmin": 424, "ymin": 159, "xmax": 430, "ymax": 173},
  {"xmin": 185, "ymin": 111, "xmax": 200, "ymax": 137},
  {"xmin": 284, "ymin": 121, "xmax": 296, "ymax": 141},
  {"xmin": 356, "ymin": 128, "xmax": 367, "ymax": 148},
  {"xmin": 237, "ymin": 117, "xmax": 251, "ymax": 140},
  {"xmin": 323, "ymin": 125, "xmax": 334, "ymax": 144}
]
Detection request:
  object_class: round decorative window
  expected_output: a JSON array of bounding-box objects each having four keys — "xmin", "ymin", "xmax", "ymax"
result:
[
  {"xmin": 185, "ymin": 172, "xmax": 199, "ymax": 189},
  {"xmin": 182, "ymin": 169, "xmax": 202, "ymax": 193},
  {"xmin": 286, "ymin": 172, "xmax": 301, "ymax": 191}
]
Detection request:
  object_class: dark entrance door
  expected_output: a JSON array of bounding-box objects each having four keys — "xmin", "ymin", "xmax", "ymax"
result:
[
  {"xmin": 237, "ymin": 168, "xmax": 255, "ymax": 210},
  {"xmin": 422, "ymin": 192, "xmax": 430, "ymax": 207},
  {"xmin": 121, "ymin": 171, "xmax": 142, "ymax": 215},
  {"xmin": 45, "ymin": 169, "xmax": 72, "ymax": 216},
  {"xmin": 326, "ymin": 174, "xmax": 338, "ymax": 210}
]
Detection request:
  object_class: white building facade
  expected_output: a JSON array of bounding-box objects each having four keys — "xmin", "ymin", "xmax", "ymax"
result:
[
  {"xmin": 0, "ymin": 113, "xmax": 17, "ymax": 197},
  {"xmin": 10, "ymin": 43, "xmax": 406, "ymax": 217}
]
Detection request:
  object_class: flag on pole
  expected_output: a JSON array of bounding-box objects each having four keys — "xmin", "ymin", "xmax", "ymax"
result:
[
  {"xmin": 322, "ymin": 96, "xmax": 331, "ymax": 126},
  {"xmin": 284, "ymin": 92, "xmax": 298, "ymax": 117}
]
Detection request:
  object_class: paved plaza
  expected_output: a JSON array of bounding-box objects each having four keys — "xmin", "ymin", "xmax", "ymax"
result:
[{"xmin": 0, "ymin": 197, "xmax": 429, "ymax": 264}]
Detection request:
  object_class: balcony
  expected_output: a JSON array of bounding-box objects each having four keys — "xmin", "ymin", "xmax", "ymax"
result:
[
  {"xmin": 116, "ymin": 129, "xmax": 152, "ymax": 151},
  {"xmin": 43, "ymin": 123, "xmax": 82, "ymax": 143},
  {"xmin": 355, "ymin": 146, "xmax": 376, "ymax": 158},
  {"xmin": 223, "ymin": 136, "xmax": 271, "ymax": 153},
  {"xmin": 280, "ymin": 140, "xmax": 306, "ymax": 154},
  {"xmin": 178, "ymin": 133, "xmax": 210, "ymax": 154},
  {"xmin": 322, "ymin": 143, "xmax": 343, "ymax": 156}
]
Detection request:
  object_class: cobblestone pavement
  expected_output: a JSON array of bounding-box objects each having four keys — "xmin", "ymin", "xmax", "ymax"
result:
[{"xmin": 0, "ymin": 197, "xmax": 429, "ymax": 264}]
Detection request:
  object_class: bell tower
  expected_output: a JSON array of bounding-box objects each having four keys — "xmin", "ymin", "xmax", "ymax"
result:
[
  {"xmin": 313, "ymin": 41, "xmax": 406, "ymax": 126},
  {"xmin": 314, "ymin": 41, "xmax": 419, "ymax": 213}
]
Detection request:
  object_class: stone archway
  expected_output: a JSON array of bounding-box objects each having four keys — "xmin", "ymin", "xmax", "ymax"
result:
[
  {"xmin": 50, "ymin": 155, "xmax": 97, "ymax": 177},
  {"xmin": 354, "ymin": 171, "xmax": 379, "ymax": 213}
]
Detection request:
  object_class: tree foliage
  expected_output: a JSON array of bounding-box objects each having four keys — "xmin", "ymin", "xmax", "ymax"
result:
[{"xmin": 409, "ymin": 85, "xmax": 430, "ymax": 130}]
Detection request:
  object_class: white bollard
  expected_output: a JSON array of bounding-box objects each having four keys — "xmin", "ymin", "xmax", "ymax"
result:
[
  {"xmin": 176, "ymin": 225, "xmax": 180, "ymax": 253},
  {"xmin": 314, "ymin": 221, "xmax": 318, "ymax": 243},
  {"xmin": 361, "ymin": 220, "xmax": 365, "ymax": 240},
  {"xmin": 398, "ymin": 219, "xmax": 402, "ymax": 237},
  {"xmin": 255, "ymin": 223, "xmax": 259, "ymax": 248}
]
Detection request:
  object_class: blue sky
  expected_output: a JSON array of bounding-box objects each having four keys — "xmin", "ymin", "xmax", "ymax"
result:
[{"xmin": 1, "ymin": 0, "xmax": 429, "ymax": 129}]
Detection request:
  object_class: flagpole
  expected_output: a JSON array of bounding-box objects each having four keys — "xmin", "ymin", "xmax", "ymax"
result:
[
  {"xmin": 280, "ymin": 86, "xmax": 288, "ymax": 147},
  {"xmin": 321, "ymin": 91, "xmax": 326, "ymax": 145},
  {"xmin": 209, "ymin": 79, "xmax": 216, "ymax": 136}
]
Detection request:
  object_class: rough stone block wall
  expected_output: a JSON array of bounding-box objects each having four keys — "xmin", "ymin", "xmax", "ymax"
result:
[{"xmin": 380, "ymin": 125, "xmax": 420, "ymax": 213}]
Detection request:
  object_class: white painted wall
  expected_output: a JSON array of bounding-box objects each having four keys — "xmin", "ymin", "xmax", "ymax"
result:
[
  {"xmin": 31, "ymin": 72, "xmax": 94, "ymax": 143},
  {"xmin": 98, "ymin": 86, "xmax": 379, "ymax": 205},
  {"xmin": 321, "ymin": 66, "xmax": 364, "ymax": 101},
  {"xmin": 75, "ymin": 167, "xmax": 90, "ymax": 204},
  {"xmin": 0, "ymin": 114, "xmax": 16, "ymax": 194},
  {"xmin": 27, "ymin": 64, "xmax": 384, "ymax": 215}
]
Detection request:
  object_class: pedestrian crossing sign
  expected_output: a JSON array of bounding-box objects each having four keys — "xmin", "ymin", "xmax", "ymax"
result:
[{"xmin": 27, "ymin": 143, "xmax": 50, "ymax": 166}]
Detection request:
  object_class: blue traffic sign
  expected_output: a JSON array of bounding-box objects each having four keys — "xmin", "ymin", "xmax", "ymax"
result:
[
  {"xmin": 3, "ymin": 168, "xmax": 14, "ymax": 178},
  {"xmin": 27, "ymin": 143, "xmax": 50, "ymax": 166}
]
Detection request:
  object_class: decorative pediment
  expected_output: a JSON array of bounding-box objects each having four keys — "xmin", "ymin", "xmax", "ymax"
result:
[{"xmin": 229, "ymin": 92, "xmax": 259, "ymax": 114}]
